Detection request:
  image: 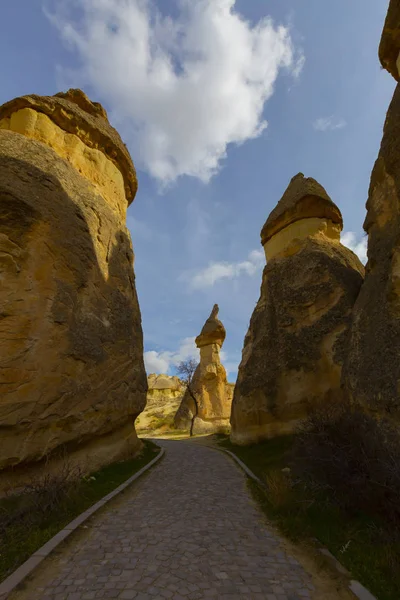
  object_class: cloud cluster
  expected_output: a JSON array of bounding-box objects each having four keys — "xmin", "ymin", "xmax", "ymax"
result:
[
  {"xmin": 313, "ymin": 115, "xmax": 347, "ymax": 132},
  {"xmin": 47, "ymin": 0, "xmax": 303, "ymax": 183},
  {"xmin": 144, "ymin": 338, "xmax": 239, "ymax": 377},
  {"xmin": 144, "ymin": 336, "xmax": 199, "ymax": 375},
  {"xmin": 187, "ymin": 249, "xmax": 265, "ymax": 290},
  {"xmin": 342, "ymin": 231, "xmax": 368, "ymax": 264}
]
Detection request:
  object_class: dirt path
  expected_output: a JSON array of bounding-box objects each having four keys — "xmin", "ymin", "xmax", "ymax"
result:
[{"xmin": 11, "ymin": 440, "xmax": 354, "ymax": 600}]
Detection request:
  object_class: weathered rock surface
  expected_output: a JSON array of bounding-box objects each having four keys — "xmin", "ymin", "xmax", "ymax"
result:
[
  {"xmin": 231, "ymin": 174, "xmax": 365, "ymax": 445},
  {"xmin": 195, "ymin": 303, "xmax": 226, "ymax": 348},
  {"xmin": 342, "ymin": 6, "xmax": 400, "ymax": 416},
  {"xmin": 174, "ymin": 305, "xmax": 234, "ymax": 434},
  {"xmin": 0, "ymin": 89, "xmax": 147, "ymax": 485},
  {"xmin": 379, "ymin": 0, "xmax": 400, "ymax": 81},
  {"xmin": 136, "ymin": 374, "xmax": 185, "ymax": 436},
  {"xmin": 260, "ymin": 173, "xmax": 342, "ymax": 247},
  {"xmin": 147, "ymin": 373, "xmax": 183, "ymax": 395}
]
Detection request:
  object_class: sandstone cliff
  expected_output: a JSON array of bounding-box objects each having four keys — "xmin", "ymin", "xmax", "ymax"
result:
[
  {"xmin": 136, "ymin": 374, "xmax": 185, "ymax": 436},
  {"xmin": 230, "ymin": 174, "xmax": 365, "ymax": 445},
  {"xmin": 174, "ymin": 305, "xmax": 234, "ymax": 434},
  {"xmin": 342, "ymin": 3, "xmax": 400, "ymax": 417},
  {"xmin": 0, "ymin": 89, "xmax": 147, "ymax": 485},
  {"xmin": 379, "ymin": 0, "xmax": 400, "ymax": 81}
]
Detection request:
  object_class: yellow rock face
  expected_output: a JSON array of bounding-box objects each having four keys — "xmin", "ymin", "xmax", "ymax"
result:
[
  {"xmin": 264, "ymin": 217, "xmax": 341, "ymax": 261},
  {"xmin": 342, "ymin": 84, "xmax": 400, "ymax": 417},
  {"xmin": 0, "ymin": 108, "xmax": 126, "ymax": 220},
  {"xmin": 379, "ymin": 0, "xmax": 400, "ymax": 81},
  {"xmin": 174, "ymin": 307, "xmax": 233, "ymax": 434},
  {"xmin": 0, "ymin": 89, "xmax": 138, "ymax": 204},
  {"xmin": 136, "ymin": 375, "xmax": 185, "ymax": 436},
  {"xmin": 0, "ymin": 90, "xmax": 146, "ymax": 488},
  {"xmin": 195, "ymin": 303, "xmax": 226, "ymax": 347},
  {"xmin": 231, "ymin": 175, "xmax": 364, "ymax": 445},
  {"xmin": 260, "ymin": 173, "xmax": 342, "ymax": 246}
]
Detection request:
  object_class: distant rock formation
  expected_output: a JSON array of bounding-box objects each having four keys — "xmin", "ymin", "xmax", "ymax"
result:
[
  {"xmin": 136, "ymin": 374, "xmax": 185, "ymax": 436},
  {"xmin": 0, "ymin": 89, "xmax": 147, "ymax": 485},
  {"xmin": 174, "ymin": 305, "xmax": 234, "ymax": 434},
  {"xmin": 230, "ymin": 174, "xmax": 364, "ymax": 445},
  {"xmin": 342, "ymin": 3, "xmax": 400, "ymax": 417},
  {"xmin": 147, "ymin": 374, "xmax": 184, "ymax": 398}
]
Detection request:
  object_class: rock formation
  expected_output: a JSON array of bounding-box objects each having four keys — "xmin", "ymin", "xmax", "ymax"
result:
[
  {"xmin": 379, "ymin": 0, "xmax": 400, "ymax": 82},
  {"xmin": 342, "ymin": 3, "xmax": 400, "ymax": 417},
  {"xmin": 230, "ymin": 174, "xmax": 365, "ymax": 445},
  {"xmin": 0, "ymin": 89, "xmax": 147, "ymax": 485},
  {"xmin": 136, "ymin": 374, "xmax": 185, "ymax": 436},
  {"xmin": 174, "ymin": 305, "xmax": 234, "ymax": 434},
  {"xmin": 147, "ymin": 374, "xmax": 184, "ymax": 399}
]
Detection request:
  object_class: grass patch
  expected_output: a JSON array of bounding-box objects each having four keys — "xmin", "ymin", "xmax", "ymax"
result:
[
  {"xmin": 0, "ymin": 440, "xmax": 161, "ymax": 583},
  {"xmin": 216, "ymin": 434, "xmax": 400, "ymax": 600},
  {"xmin": 149, "ymin": 415, "xmax": 174, "ymax": 430}
]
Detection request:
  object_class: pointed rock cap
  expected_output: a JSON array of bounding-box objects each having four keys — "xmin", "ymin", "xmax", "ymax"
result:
[
  {"xmin": 0, "ymin": 88, "xmax": 138, "ymax": 204},
  {"xmin": 195, "ymin": 304, "xmax": 226, "ymax": 348},
  {"xmin": 260, "ymin": 173, "xmax": 343, "ymax": 246},
  {"xmin": 379, "ymin": 0, "xmax": 400, "ymax": 81}
]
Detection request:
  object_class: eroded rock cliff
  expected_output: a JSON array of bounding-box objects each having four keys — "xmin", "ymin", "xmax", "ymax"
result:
[
  {"xmin": 174, "ymin": 305, "xmax": 234, "ymax": 434},
  {"xmin": 230, "ymin": 174, "xmax": 364, "ymax": 445},
  {"xmin": 342, "ymin": 4, "xmax": 400, "ymax": 417},
  {"xmin": 0, "ymin": 89, "xmax": 147, "ymax": 484},
  {"xmin": 379, "ymin": 0, "xmax": 400, "ymax": 81}
]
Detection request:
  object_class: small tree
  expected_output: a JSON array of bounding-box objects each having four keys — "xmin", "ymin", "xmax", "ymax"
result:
[{"xmin": 176, "ymin": 359, "xmax": 199, "ymax": 437}]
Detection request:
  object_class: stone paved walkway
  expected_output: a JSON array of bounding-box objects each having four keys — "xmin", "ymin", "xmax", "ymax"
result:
[{"xmin": 12, "ymin": 440, "xmax": 349, "ymax": 600}]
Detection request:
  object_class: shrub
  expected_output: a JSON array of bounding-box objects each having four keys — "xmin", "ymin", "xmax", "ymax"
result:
[
  {"xmin": 0, "ymin": 460, "xmax": 82, "ymax": 534},
  {"xmin": 262, "ymin": 470, "xmax": 293, "ymax": 510},
  {"xmin": 293, "ymin": 398, "xmax": 400, "ymax": 531}
]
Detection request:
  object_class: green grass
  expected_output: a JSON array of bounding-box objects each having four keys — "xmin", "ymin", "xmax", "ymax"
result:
[
  {"xmin": 0, "ymin": 440, "xmax": 161, "ymax": 583},
  {"xmin": 216, "ymin": 434, "xmax": 400, "ymax": 600},
  {"xmin": 149, "ymin": 416, "xmax": 174, "ymax": 430}
]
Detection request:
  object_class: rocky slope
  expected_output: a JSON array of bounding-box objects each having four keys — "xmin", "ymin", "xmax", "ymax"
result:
[{"xmin": 136, "ymin": 375, "xmax": 185, "ymax": 436}]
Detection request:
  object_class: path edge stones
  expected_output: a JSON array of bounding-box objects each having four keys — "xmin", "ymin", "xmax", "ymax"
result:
[
  {"xmin": 0, "ymin": 446, "xmax": 165, "ymax": 600},
  {"xmin": 213, "ymin": 444, "xmax": 377, "ymax": 600}
]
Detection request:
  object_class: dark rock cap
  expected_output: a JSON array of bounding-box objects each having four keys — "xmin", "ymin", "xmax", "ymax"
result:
[
  {"xmin": 195, "ymin": 304, "xmax": 226, "ymax": 348},
  {"xmin": 379, "ymin": 0, "xmax": 400, "ymax": 81},
  {"xmin": 0, "ymin": 88, "xmax": 137, "ymax": 205},
  {"xmin": 260, "ymin": 173, "xmax": 343, "ymax": 246}
]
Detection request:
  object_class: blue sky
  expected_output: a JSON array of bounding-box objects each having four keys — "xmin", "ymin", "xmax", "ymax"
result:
[{"xmin": 0, "ymin": 0, "xmax": 395, "ymax": 379}]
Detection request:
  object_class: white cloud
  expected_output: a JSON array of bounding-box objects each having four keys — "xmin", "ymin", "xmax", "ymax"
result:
[
  {"xmin": 313, "ymin": 116, "xmax": 347, "ymax": 132},
  {"xmin": 144, "ymin": 337, "xmax": 239, "ymax": 379},
  {"xmin": 291, "ymin": 53, "xmax": 305, "ymax": 79},
  {"xmin": 224, "ymin": 361, "xmax": 239, "ymax": 380},
  {"xmin": 144, "ymin": 336, "xmax": 199, "ymax": 375},
  {"xmin": 341, "ymin": 231, "xmax": 368, "ymax": 265},
  {"xmin": 47, "ymin": 0, "xmax": 303, "ymax": 184},
  {"xmin": 143, "ymin": 350, "xmax": 171, "ymax": 374},
  {"xmin": 187, "ymin": 248, "xmax": 265, "ymax": 290}
]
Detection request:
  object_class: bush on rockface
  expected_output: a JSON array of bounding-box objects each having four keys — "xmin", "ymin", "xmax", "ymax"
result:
[{"xmin": 293, "ymin": 397, "xmax": 400, "ymax": 531}]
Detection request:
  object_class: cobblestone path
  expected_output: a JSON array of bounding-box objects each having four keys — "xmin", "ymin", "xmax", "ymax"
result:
[{"xmin": 12, "ymin": 440, "xmax": 349, "ymax": 600}]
